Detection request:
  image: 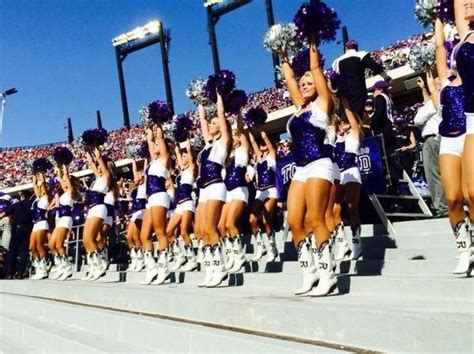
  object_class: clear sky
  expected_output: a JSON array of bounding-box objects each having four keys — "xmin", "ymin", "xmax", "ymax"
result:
[{"xmin": 0, "ymin": 0, "xmax": 424, "ymax": 148}]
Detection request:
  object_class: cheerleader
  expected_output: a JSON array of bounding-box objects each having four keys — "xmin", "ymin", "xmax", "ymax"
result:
[
  {"xmin": 48, "ymin": 165, "xmax": 78, "ymax": 280},
  {"xmin": 82, "ymin": 147, "xmax": 114, "ymax": 281},
  {"xmin": 454, "ymin": 0, "xmax": 474, "ymax": 273},
  {"xmin": 219, "ymin": 113, "xmax": 249, "ymax": 272},
  {"xmin": 166, "ymin": 141, "xmax": 198, "ymax": 272},
  {"xmin": 281, "ymin": 36, "xmax": 336, "ymax": 296},
  {"xmin": 430, "ymin": 17, "xmax": 471, "ymax": 275},
  {"xmin": 195, "ymin": 93, "xmax": 231, "ymax": 288},
  {"xmin": 126, "ymin": 160, "xmax": 147, "ymax": 272},
  {"xmin": 29, "ymin": 172, "xmax": 52, "ymax": 280},
  {"xmin": 248, "ymin": 130, "xmax": 278, "ymax": 262},
  {"xmin": 140, "ymin": 124, "xmax": 171, "ymax": 285},
  {"xmin": 332, "ymin": 98, "xmax": 363, "ymax": 261}
]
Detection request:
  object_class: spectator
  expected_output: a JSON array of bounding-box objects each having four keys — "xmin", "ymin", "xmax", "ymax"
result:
[
  {"xmin": 413, "ymin": 75, "xmax": 447, "ymax": 217},
  {"xmin": 393, "ymin": 117, "xmax": 417, "ymax": 175},
  {"xmin": 362, "ymin": 98, "xmax": 375, "ymax": 136}
]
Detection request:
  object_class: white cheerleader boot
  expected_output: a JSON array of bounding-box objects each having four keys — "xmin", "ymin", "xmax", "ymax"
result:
[
  {"xmin": 153, "ymin": 251, "xmax": 171, "ymax": 285},
  {"xmin": 198, "ymin": 246, "xmax": 214, "ymax": 287},
  {"xmin": 309, "ymin": 241, "xmax": 337, "ymax": 297},
  {"xmin": 294, "ymin": 239, "xmax": 319, "ymax": 295},
  {"xmin": 57, "ymin": 256, "xmax": 73, "ymax": 281},
  {"xmin": 169, "ymin": 242, "xmax": 186, "ymax": 271},
  {"xmin": 207, "ymin": 245, "xmax": 228, "ymax": 288},
  {"xmin": 196, "ymin": 239, "xmax": 204, "ymax": 264},
  {"xmin": 89, "ymin": 252, "xmax": 106, "ymax": 282},
  {"xmin": 351, "ymin": 226, "xmax": 363, "ymax": 260},
  {"xmin": 82, "ymin": 253, "xmax": 95, "ymax": 281},
  {"xmin": 134, "ymin": 248, "xmax": 145, "ymax": 272},
  {"xmin": 127, "ymin": 248, "xmax": 137, "ymax": 271},
  {"xmin": 453, "ymin": 221, "xmax": 473, "ymax": 275},
  {"xmin": 252, "ymin": 232, "xmax": 267, "ymax": 261},
  {"xmin": 223, "ymin": 237, "xmax": 235, "ymax": 270},
  {"xmin": 141, "ymin": 250, "xmax": 159, "ymax": 285},
  {"xmin": 229, "ymin": 236, "xmax": 247, "ymax": 273},
  {"xmin": 181, "ymin": 245, "xmax": 198, "ymax": 272},
  {"xmin": 31, "ymin": 258, "xmax": 48, "ymax": 280},
  {"xmin": 49, "ymin": 254, "xmax": 62, "ymax": 280},
  {"xmin": 264, "ymin": 232, "xmax": 278, "ymax": 262},
  {"xmin": 334, "ymin": 223, "xmax": 351, "ymax": 261}
]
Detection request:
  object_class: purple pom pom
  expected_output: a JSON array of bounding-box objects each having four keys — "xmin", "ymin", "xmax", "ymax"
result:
[
  {"xmin": 32, "ymin": 157, "xmax": 53, "ymax": 174},
  {"xmin": 173, "ymin": 115, "xmax": 194, "ymax": 142},
  {"xmin": 293, "ymin": 0, "xmax": 341, "ymax": 44},
  {"xmin": 204, "ymin": 70, "xmax": 236, "ymax": 103},
  {"xmin": 138, "ymin": 141, "xmax": 150, "ymax": 159},
  {"xmin": 224, "ymin": 89, "xmax": 248, "ymax": 114},
  {"xmin": 147, "ymin": 100, "xmax": 173, "ymax": 124},
  {"xmin": 52, "ymin": 146, "xmax": 74, "ymax": 166},
  {"xmin": 244, "ymin": 107, "xmax": 268, "ymax": 128},
  {"xmin": 292, "ymin": 48, "xmax": 325, "ymax": 78},
  {"xmin": 436, "ymin": 0, "xmax": 455, "ymax": 24},
  {"xmin": 81, "ymin": 128, "xmax": 108, "ymax": 147}
]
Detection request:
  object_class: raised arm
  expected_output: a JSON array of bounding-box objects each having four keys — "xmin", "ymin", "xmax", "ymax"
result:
[
  {"xmin": 198, "ymin": 104, "xmax": 211, "ymax": 143},
  {"xmin": 85, "ymin": 150, "xmax": 100, "ymax": 178},
  {"xmin": 309, "ymin": 37, "xmax": 332, "ymax": 112},
  {"xmin": 154, "ymin": 124, "xmax": 170, "ymax": 168},
  {"xmin": 132, "ymin": 160, "xmax": 139, "ymax": 182},
  {"xmin": 38, "ymin": 172, "xmax": 51, "ymax": 201},
  {"xmin": 260, "ymin": 130, "xmax": 276, "ymax": 159},
  {"xmin": 248, "ymin": 132, "xmax": 262, "ymax": 160},
  {"xmin": 342, "ymin": 98, "xmax": 362, "ymax": 142},
  {"xmin": 280, "ymin": 48, "xmax": 305, "ymax": 107},
  {"xmin": 174, "ymin": 145, "xmax": 184, "ymax": 171},
  {"xmin": 426, "ymin": 70, "xmax": 441, "ymax": 110},
  {"xmin": 434, "ymin": 18, "xmax": 449, "ymax": 83},
  {"xmin": 32, "ymin": 174, "xmax": 41, "ymax": 198},
  {"xmin": 56, "ymin": 166, "xmax": 67, "ymax": 193},
  {"xmin": 146, "ymin": 126, "xmax": 159, "ymax": 161},
  {"xmin": 62, "ymin": 165, "xmax": 77, "ymax": 199},
  {"xmin": 185, "ymin": 138, "xmax": 196, "ymax": 169},
  {"xmin": 216, "ymin": 92, "xmax": 231, "ymax": 150},
  {"xmin": 94, "ymin": 147, "xmax": 111, "ymax": 184}
]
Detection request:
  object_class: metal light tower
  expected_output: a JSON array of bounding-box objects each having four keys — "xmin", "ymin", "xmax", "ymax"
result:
[
  {"xmin": 112, "ymin": 21, "xmax": 174, "ymax": 128},
  {"xmin": 67, "ymin": 117, "xmax": 74, "ymax": 143},
  {"xmin": 205, "ymin": 0, "xmax": 279, "ymax": 86},
  {"xmin": 0, "ymin": 88, "xmax": 18, "ymax": 142}
]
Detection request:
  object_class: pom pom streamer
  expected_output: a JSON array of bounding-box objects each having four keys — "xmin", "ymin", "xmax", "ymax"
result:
[
  {"xmin": 263, "ymin": 23, "xmax": 305, "ymax": 54},
  {"xmin": 244, "ymin": 107, "xmax": 268, "ymax": 128},
  {"xmin": 293, "ymin": 0, "xmax": 340, "ymax": 44},
  {"xmin": 203, "ymin": 69, "xmax": 236, "ymax": 103},
  {"xmin": 414, "ymin": 0, "xmax": 437, "ymax": 27},
  {"xmin": 436, "ymin": 0, "xmax": 455, "ymax": 24},
  {"xmin": 224, "ymin": 89, "xmax": 248, "ymax": 115},
  {"xmin": 138, "ymin": 141, "xmax": 150, "ymax": 159},
  {"xmin": 139, "ymin": 106, "xmax": 149, "ymax": 127},
  {"xmin": 186, "ymin": 78, "xmax": 210, "ymax": 106},
  {"xmin": 173, "ymin": 114, "xmax": 194, "ymax": 142},
  {"xmin": 52, "ymin": 146, "xmax": 74, "ymax": 166},
  {"xmin": 409, "ymin": 41, "xmax": 435, "ymax": 72},
  {"xmin": 81, "ymin": 128, "xmax": 108, "ymax": 148},
  {"xmin": 32, "ymin": 157, "xmax": 53, "ymax": 174},
  {"xmin": 147, "ymin": 100, "xmax": 173, "ymax": 125}
]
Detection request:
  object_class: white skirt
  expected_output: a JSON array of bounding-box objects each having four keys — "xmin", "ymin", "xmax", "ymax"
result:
[
  {"xmin": 292, "ymin": 158, "xmax": 334, "ymax": 184},
  {"xmin": 56, "ymin": 216, "xmax": 73, "ymax": 230},
  {"xmin": 32, "ymin": 220, "xmax": 49, "ymax": 232},
  {"xmin": 440, "ymin": 134, "xmax": 466, "ymax": 157},
  {"xmin": 86, "ymin": 204, "xmax": 107, "ymax": 220},
  {"xmin": 198, "ymin": 182, "xmax": 227, "ymax": 204},
  {"xmin": 175, "ymin": 200, "xmax": 196, "ymax": 215},
  {"xmin": 130, "ymin": 210, "xmax": 145, "ymax": 222},
  {"xmin": 340, "ymin": 167, "xmax": 362, "ymax": 185},
  {"xmin": 146, "ymin": 192, "xmax": 170, "ymax": 209},
  {"xmin": 226, "ymin": 186, "xmax": 249, "ymax": 204}
]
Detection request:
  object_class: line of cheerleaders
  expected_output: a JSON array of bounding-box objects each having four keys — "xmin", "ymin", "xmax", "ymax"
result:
[{"xmin": 26, "ymin": 9, "xmax": 474, "ymax": 296}]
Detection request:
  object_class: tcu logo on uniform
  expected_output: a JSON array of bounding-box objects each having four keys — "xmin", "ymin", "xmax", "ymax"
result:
[
  {"xmin": 357, "ymin": 154, "xmax": 371, "ymax": 173},
  {"xmin": 281, "ymin": 162, "xmax": 296, "ymax": 184}
]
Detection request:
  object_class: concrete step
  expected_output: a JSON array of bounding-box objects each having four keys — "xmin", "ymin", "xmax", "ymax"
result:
[
  {"xmin": 393, "ymin": 218, "xmax": 452, "ymax": 235},
  {"xmin": 1, "ymin": 280, "xmax": 472, "ymax": 352},
  {"xmin": 0, "ymin": 293, "xmax": 324, "ymax": 353},
  {"xmin": 362, "ymin": 246, "xmax": 457, "ymax": 260},
  {"xmin": 65, "ymin": 269, "xmax": 473, "ymax": 301}
]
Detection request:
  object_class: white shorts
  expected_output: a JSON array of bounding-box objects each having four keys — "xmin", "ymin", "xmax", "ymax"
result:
[
  {"xmin": 226, "ymin": 186, "xmax": 249, "ymax": 204},
  {"xmin": 56, "ymin": 216, "xmax": 73, "ymax": 230},
  {"xmin": 87, "ymin": 204, "xmax": 107, "ymax": 220},
  {"xmin": 130, "ymin": 210, "xmax": 145, "ymax": 222},
  {"xmin": 340, "ymin": 166, "xmax": 362, "ymax": 185},
  {"xmin": 199, "ymin": 182, "xmax": 227, "ymax": 203},
  {"xmin": 146, "ymin": 192, "xmax": 170, "ymax": 209},
  {"xmin": 167, "ymin": 209, "xmax": 175, "ymax": 219},
  {"xmin": 32, "ymin": 220, "xmax": 49, "ymax": 232},
  {"xmin": 332, "ymin": 162, "xmax": 341, "ymax": 182},
  {"xmin": 104, "ymin": 216, "xmax": 114, "ymax": 227},
  {"xmin": 466, "ymin": 112, "xmax": 474, "ymax": 135},
  {"xmin": 440, "ymin": 134, "xmax": 466, "ymax": 157},
  {"xmin": 255, "ymin": 187, "xmax": 278, "ymax": 202},
  {"xmin": 292, "ymin": 158, "xmax": 334, "ymax": 184},
  {"xmin": 175, "ymin": 200, "xmax": 196, "ymax": 215}
]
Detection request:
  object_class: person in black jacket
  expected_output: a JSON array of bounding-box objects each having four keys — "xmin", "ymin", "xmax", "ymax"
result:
[
  {"xmin": 2, "ymin": 191, "xmax": 33, "ymax": 278},
  {"xmin": 332, "ymin": 40, "xmax": 389, "ymax": 117}
]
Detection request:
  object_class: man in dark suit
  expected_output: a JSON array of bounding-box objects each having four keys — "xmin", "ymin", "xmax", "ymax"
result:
[{"xmin": 332, "ymin": 40, "xmax": 389, "ymax": 117}]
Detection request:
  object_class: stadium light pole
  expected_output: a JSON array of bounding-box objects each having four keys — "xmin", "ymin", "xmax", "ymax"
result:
[
  {"xmin": 342, "ymin": 26, "xmax": 349, "ymax": 52},
  {"xmin": 0, "ymin": 88, "xmax": 18, "ymax": 142},
  {"xmin": 67, "ymin": 117, "xmax": 74, "ymax": 143},
  {"xmin": 112, "ymin": 20, "xmax": 174, "ymax": 128}
]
